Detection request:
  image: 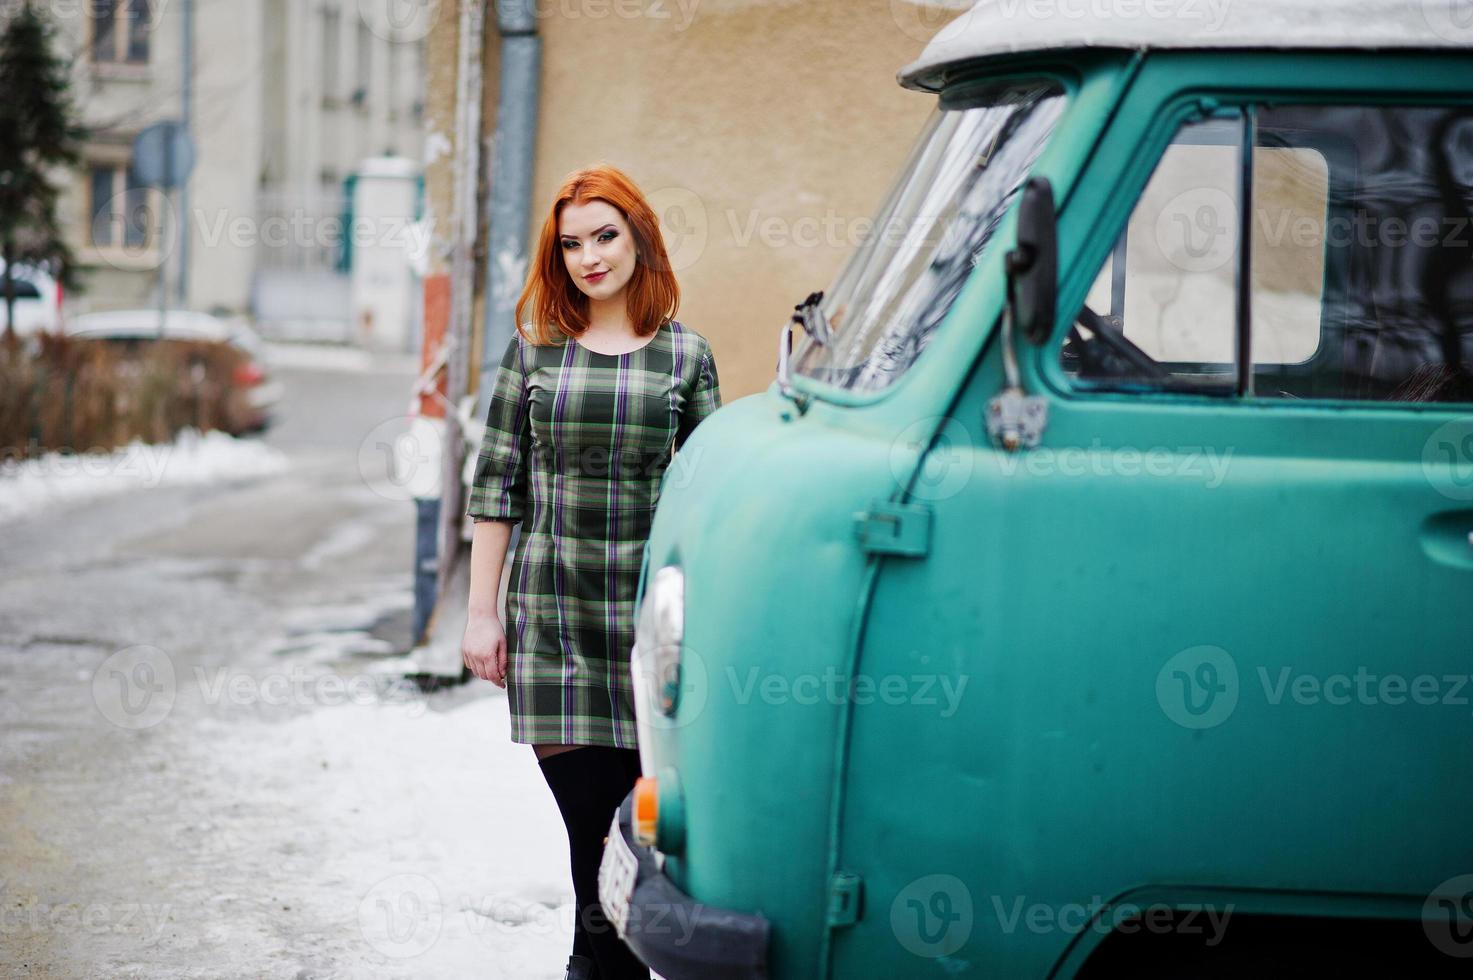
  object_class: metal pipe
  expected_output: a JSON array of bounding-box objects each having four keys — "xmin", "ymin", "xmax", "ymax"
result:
[
  {"xmin": 178, "ymin": 0, "xmax": 193, "ymax": 305},
  {"xmin": 477, "ymin": 0, "xmax": 541, "ymax": 412}
]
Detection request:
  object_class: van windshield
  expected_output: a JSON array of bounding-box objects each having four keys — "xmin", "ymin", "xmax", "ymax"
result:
[{"xmin": 793, "ymin": 80, "xmax": 1066, "ymax": 393}]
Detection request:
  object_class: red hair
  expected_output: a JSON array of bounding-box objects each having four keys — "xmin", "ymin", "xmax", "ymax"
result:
[{"xmin": 516, "ymin": 164, "xmax": 680, "ymax": 345}]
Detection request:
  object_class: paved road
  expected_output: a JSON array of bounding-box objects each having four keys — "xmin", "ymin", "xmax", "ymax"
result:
[{"xmin": 0, "ymin": 349, "xmax": 571, "ymax": 979}]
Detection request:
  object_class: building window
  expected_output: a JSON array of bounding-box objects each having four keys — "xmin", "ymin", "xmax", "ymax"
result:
[
  {"xmin": 93, "ymin": 0, "xmax": 152, "ymax": 65},
  {"xmin": 89, "ymin": 162, "xmax": 155, "ymax": 252}
]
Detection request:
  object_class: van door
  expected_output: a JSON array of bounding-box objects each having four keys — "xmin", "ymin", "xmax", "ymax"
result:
[{"xmin": 829, "ymin": 69, "xmax": 1473, "ymax": 978}]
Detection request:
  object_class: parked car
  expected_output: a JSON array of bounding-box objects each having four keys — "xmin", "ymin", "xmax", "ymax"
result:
[
  {"xmin": 0, "ymin": 258, "xmax": 64, "ymax": 337},
  {"xmin": 67, "ymin": 309, "xmax": 281, "ymax": 433},
  {"xmin": 602, "ymin": 2, "xmax": 1473, "ymax": 978}
]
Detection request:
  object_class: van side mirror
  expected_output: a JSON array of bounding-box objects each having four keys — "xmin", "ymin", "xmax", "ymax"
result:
[{"xmin": 1005, "ymin": 177, "xmax": 1057, "ymax": 345}]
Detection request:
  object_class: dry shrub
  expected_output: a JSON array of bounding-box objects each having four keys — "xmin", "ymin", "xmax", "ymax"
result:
[{"xmin": 0, "ymin": 331, "xmax": 255, "ymax": 461}]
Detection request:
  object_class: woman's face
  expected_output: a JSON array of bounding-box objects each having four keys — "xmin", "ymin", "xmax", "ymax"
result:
[{"xmin": 558, "ymin": 198, "xmax": 638, "ymax": 305}]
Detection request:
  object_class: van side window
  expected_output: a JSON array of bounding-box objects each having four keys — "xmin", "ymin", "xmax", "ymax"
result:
[
  {"xmin": 1061, "ymin": 103, "xmax": 1473, "ymax": 405},
  {"xmin": 1061, "ymin": 114, "xmax": 1244, "ymax": 393},
  {"xmin": 1254, "ymin": 105, "xmax": 1473, "ymax": 402}
]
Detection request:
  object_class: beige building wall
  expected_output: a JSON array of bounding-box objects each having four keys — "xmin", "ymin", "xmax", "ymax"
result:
[{"xmin": 529, "ymin": 0, "xmax": 956, "ymax": 400}]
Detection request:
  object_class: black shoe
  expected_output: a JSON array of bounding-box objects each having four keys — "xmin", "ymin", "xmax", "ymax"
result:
[{"xmin": 564, "ymin": 954, "xmax": 596, "ymax": 980}]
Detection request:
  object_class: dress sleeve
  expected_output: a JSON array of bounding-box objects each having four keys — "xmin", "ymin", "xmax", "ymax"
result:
[
  {"xmin": 675, "ymin": 343, "xmax": 722, "ymax": 453},
  {"xmin": 466, "ymin": 335, "xmax": 532, "ymax": 523}
]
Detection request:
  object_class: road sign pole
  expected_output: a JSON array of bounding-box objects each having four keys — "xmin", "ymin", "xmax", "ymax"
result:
[{"xmin": 178, "ymin": 0, "xmax": 194, "ymax": 306}]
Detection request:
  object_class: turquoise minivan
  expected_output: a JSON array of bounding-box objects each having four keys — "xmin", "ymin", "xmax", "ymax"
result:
[{"xmin": 598, "ymin": 2, "xmax": 1473, "ymax": 976}]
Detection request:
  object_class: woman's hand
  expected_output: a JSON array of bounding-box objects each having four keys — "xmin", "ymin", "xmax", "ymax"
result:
[{"xmin": 462, "ymin": 611, "xmax": 508, "ymax": 688}]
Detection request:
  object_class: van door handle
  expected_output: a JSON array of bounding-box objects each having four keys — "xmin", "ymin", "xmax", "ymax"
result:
[{"xmin": 1420, "ymin": 511, "xmax": 1473, "ymax": 570}]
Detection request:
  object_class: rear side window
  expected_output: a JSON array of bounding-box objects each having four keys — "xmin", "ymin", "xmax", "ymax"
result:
[
  {"xmin": 5, "ymin": 277, "xmax": 42, "ymax": 300},
  {"xmin": 1062, "ymin": 102, "xmax": 1473, "ymax": 404}
]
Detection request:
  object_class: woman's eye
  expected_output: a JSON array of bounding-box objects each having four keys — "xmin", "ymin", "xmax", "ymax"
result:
[
  {"xmin": 598, "ymin": 230, "xmax": 618, "ymax": 243},
  {"xmin": 561, "ymin": 240, "xmax": 578, "ymax": 250}
]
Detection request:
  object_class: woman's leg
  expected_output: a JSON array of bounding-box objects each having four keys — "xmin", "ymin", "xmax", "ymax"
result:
[{"xmin": 537, "ymin": 746, "xmax": 649, "ymax": 980}]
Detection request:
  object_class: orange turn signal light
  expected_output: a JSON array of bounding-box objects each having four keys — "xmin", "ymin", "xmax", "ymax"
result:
[{"xmin": 633, "ymin": 776, "xmax": 659, "ymax": 847}]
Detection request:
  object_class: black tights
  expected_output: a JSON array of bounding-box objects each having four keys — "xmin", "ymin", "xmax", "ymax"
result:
[{"xmin": 536, "ymin": 746, "xmax": 650, "ymax": 980}]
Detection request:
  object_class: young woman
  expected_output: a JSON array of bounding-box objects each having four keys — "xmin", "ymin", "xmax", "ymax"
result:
[{"xmin": 460, "ymin": 164, "xmax": 721, "ymax": 980}]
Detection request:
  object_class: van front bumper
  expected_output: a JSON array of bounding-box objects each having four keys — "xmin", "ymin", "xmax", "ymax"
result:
[{"xmin": 603, "ymin": 791, "xmax": 771, "ymax": 980}]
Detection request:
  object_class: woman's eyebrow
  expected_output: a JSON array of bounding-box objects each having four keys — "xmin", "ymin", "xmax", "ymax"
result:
[{"xmin": 560, "ymin": 224, "xmax": 617, "ymax": 240}]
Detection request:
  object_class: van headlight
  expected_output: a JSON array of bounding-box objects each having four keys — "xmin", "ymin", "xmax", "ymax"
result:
[{"xmin": 631, "ymin": 565, "xmax": 684, "ymax": 720}]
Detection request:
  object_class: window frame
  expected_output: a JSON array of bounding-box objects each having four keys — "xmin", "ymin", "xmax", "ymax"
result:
[
  {"xmin": 85, "ymin": 159, "xmax": 161, "ymax": 264},
  {"xmin": 1045, "ymin": 88, "xmax": 1473, "ymax": 412},
  {"xmin": 90, "ymin": 0, "xmax": 152, "ymax": 67}
]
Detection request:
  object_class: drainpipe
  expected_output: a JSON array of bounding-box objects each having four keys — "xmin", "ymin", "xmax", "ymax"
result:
[{"xmin": 478, "ymin": 0, "xmax": 541, "ymax": 411}]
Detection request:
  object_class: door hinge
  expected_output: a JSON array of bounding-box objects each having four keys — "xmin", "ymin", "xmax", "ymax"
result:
[
  {"xmin": 854, "ymin": 500, "xmax": 932, "ymax": 557},
  {"xmin": 827, "ymin": 871, "xmax": 864, "ymax": 928}
]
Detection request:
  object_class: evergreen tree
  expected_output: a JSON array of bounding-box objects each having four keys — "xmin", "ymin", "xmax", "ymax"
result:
[{"xmin": 0, "ymin": 0, "xmax": 86, "ymax": 339}]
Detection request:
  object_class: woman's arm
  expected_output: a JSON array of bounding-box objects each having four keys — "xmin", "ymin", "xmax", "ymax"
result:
[
  {"xmin": 462, "ymin": 334, "xmax": 533, "ymax": 687},
  {"xmin": 463, "ymin": 519, "xmax": 512, "ymax": 686}
]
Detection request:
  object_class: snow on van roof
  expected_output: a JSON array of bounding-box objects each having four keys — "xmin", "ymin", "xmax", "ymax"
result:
[{"xmin": 899, "ymin": 0, "xmax": 1469, "ymax": 91}]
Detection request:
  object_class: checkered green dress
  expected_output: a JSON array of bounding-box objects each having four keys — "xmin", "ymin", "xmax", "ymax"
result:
[{"xmin": 466, "ymin": 319, "xmax": 721, "ymax": 748}]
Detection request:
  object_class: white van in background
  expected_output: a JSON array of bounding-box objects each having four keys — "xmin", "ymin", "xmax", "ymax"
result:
[{"xmin": 0, "ymin": 259, "xmax": 64, "ymax": 337}]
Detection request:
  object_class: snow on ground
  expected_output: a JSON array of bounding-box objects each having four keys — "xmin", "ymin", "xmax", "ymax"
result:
[
  {"xmin": 0, "ymin": 427, "xmax": 289, "ymax": 526},
  {"xmin": 183, "ymin": 689, "xmax": 577, "ymax": 979}
]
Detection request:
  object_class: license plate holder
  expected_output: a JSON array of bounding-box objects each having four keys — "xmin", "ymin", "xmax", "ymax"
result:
[{"xmin": 598, "ymin": 811, "xmax": 639, "ymax": 938}]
